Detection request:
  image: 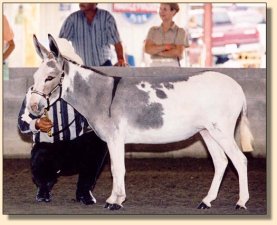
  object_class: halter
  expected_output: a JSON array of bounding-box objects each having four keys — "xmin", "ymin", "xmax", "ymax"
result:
[
  {"xmin": 30, "ymin": 57, "xmax": 118, "ymax": 137},
  {"xmin": 31, "ymin": 74, "xmax": 64, "ymax": 111},
  {"xmin": 43, "ymin": 108, "xmax": 76, "ymax": 137},
  {"xmin": 30, "ymin": 57, "xmax": 111, "ymax": 111},
  {"xmin": 31, "ymin": 58, "xmax": 65, "ymax": 112}
]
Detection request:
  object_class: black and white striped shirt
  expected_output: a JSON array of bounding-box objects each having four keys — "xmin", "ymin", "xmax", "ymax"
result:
[
  {"xmin": 59, "ymin": 8, "xmax": 121, "ymax": 67},
  {"xmin": 18, "ymin": 89, "xmax": 87, "ymax": 143}
]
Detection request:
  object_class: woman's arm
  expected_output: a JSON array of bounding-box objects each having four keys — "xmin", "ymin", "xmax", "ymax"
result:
[
  {"xmin": 157, "ymin": 44, "xmax": 184, "ymax": 59},
  {"xmin": 144, "ymin": 39, "xmax": 167, "ymax": 55}
]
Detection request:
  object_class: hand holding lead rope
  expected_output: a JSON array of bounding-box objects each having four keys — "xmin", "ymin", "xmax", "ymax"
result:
[{"xmin": 35, "ymin": 109, "xmax": 53, "ymax": 136}]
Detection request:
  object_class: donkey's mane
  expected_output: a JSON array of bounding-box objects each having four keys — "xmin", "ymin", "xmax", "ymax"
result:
[
  {"xmin": 63, "ymin": 56, "xmax": 113, "ymax": 77},
  {"xmin": 63, "ymin": 57, "xmax": 212, "ymax": 80},
  {"xmin": 54, "ymin": 38, "xmax": 83, "ymax": 65},
  {"xmin": 54, "ymin": 38, "xmax": 107, "ymax": 76}
]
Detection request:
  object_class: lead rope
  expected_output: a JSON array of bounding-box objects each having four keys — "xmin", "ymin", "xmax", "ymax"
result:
[{"xmin": 43, "ymin": 108, "xmax": 76, "ymax": 137}]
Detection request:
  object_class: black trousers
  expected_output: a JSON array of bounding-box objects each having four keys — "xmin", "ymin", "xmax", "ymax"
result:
[
  {"xmin": 31, "ymin": 131, "xmax": 108, "ymax": 193},
  {"xmin": 101, "ymin": 60, "xmax": 112, "ymax": 66}
]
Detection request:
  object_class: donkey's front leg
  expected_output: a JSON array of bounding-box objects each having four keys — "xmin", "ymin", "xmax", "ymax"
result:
[{"xmin": 105, "ymin": 137, "xmax": 126, "ymax": 210}]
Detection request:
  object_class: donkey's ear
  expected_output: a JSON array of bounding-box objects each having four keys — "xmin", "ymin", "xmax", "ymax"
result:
[
  {"xmin": 48, "ymin": 34, "xmax": 61, "ymax": 59},
  {"xmin": 33, "ymin": 34, "xmax": 50, "ymax": 59}
]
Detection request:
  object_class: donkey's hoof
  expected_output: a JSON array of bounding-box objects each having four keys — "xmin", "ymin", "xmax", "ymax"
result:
[
  {"xmin": 235, "ymin": 204, "xmax": 247, "ymax": 210},
  {"xmin": 104, "ymin": 203, "xmax": 122, "ymax": 210},
  {"xmin": 197, "ymin": 202, "xmax": 210, "ymax": 209}
]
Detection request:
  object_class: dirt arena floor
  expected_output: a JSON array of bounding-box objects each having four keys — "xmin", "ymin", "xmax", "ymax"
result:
[{"xmin": 3, "ymin": 156, "xmax": 267, "ymax": 216}]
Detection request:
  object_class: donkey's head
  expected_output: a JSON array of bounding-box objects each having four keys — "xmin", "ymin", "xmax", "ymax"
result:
[{"xmin": 28, "ymin": 34, "xmax": 65, "ymax": 116}]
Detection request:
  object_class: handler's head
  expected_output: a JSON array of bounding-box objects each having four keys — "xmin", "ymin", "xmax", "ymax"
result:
[{"xmin": 79, "ymin": 3, "xmax": 98, "ymax": 11}]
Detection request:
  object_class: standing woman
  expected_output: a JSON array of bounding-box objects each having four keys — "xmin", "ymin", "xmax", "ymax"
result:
[{"xmin": 144, "ymin": 3, "xmax": 189, "ymax": 67}]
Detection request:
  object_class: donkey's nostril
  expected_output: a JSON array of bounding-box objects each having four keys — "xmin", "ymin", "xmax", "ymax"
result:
[{"xmin": 31, "ymin": 103, "xmax": 38, "ymax": 112}]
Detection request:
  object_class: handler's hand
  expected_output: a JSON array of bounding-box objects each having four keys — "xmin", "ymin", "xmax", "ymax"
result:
[
  {"xmin": 114, "ymin": 59, "xmax": 128, "ymax": 67},
  {"xmin": 35, "ymin": 117, "xmax": 53, "ymax": 133}
]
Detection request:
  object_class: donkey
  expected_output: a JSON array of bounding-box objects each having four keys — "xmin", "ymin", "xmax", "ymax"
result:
[{"xmin": 28, "ymin": 34, "xmax": 254, "ymax": 210}]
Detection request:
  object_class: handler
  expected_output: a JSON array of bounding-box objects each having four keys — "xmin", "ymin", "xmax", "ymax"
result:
[{"xmin": 18, "ymin": 90, "xmax": 108, "ymax": 205}]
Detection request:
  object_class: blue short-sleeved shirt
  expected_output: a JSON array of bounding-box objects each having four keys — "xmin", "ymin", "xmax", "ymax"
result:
[{"xmin": 59, "ymin": 9, "xmax": 121, "ymax": 66}]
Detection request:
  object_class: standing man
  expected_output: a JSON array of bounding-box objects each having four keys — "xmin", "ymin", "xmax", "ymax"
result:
[{"xmin": 59, "ymin": 3, "xmax": 127, "ymax": 67}]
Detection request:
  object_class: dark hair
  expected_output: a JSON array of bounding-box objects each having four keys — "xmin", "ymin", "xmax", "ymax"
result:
[{"xmin": 165, "ymin": 3, "xmax": 180, "ymax": 13}]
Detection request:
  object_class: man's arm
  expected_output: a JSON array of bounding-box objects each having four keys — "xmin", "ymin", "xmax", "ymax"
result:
[
  {"xmin": 114, "ymin": 42, "xmax": 128, "ymax": 67},
  {"xmin": 18, "ymin": 96, "xmax": 39, "ymax": 134},
  {"xmin": 3, "ymin": 39, "xmax": 15, "ymax": 61},
  {"xmin": 105, "ymin": 12, "xmax": 127, "ymax": 67},
  {"xmin": 59, "ymin": 15, "xmax": 74, "ymax": 41}
]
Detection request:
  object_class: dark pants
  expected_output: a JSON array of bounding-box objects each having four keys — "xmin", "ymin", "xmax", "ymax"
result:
[
  {"xmin": 101, "ymin": 60, "xmax": 112, "ymax": 66},
  {"xmin": 31, "ymin": 131, "xmax": 108, "ymax": 194}
]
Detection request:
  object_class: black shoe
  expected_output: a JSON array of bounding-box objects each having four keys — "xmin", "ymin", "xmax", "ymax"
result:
[
  {"xmin": 36, "ymin": 188, "xmax": 51, "ymax": 202},
  {"xmin": 76, "ymin": 190, "xmax": 96, "ymax": 205}
]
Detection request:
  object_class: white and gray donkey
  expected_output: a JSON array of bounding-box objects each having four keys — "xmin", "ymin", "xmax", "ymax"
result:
[{"xmin": 28, "ymin": 34, "xmax": 254, "ymax": 210}]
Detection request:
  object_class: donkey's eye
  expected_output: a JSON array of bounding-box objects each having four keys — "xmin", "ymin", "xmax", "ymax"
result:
[{"xmin": 45, "ymin": 76, "xmax": 55, "ymax": 82}]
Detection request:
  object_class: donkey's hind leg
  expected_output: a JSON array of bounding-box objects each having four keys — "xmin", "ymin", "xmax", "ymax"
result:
[
  {"xmin": 207, "ymin": 125, "xmax": 249, "ymax": 209},
  {"xmin": 198, "ymin": 130, "xmax": 228, "ymax": 209}
]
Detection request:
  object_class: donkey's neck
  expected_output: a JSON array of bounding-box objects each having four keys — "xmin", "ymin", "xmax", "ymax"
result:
[{"xmin": 61, "ymin": 62, "xmax": 114, "ymax": 123}]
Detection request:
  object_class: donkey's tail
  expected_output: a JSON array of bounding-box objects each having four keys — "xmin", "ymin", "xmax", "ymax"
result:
[{"xmin": 240, "ymin": 96, "xmax": 254, "ymax": 152}]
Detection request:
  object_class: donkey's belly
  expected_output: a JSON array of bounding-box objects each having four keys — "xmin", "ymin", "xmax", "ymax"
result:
[
  {"xmin": 121, "ymin": 92, "xmax": 204, "ymax": 144},
  {"xmin": 124, "ymin": 122, "xmax": 201, "ymax": 144}
]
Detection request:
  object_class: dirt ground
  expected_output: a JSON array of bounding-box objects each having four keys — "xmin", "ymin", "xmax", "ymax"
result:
[{"xmin": 3, "ymin": 156, "xmax": 267, "ymax": 216}]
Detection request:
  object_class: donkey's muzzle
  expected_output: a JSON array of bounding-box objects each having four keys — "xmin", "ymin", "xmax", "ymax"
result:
[
  {"xmin": 31, "ymin": 103, "xmax": 39, "ymax": 113},
  {"xmin": 29, "ymin": 101, "xmax": 45, "ymax": 117}
]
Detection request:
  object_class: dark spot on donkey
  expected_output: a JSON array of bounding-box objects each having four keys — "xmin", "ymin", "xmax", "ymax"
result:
[
  {"xmin": 155, "ymin": 89, "xmax": 167, "ymax": 99},
  {"xmin": 123, "ymin": 81, "xmax": 165, "ymax": 130},
  {"xmin": 136, "ymin": 102, "xmax": 164, "ymax": 129}
]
